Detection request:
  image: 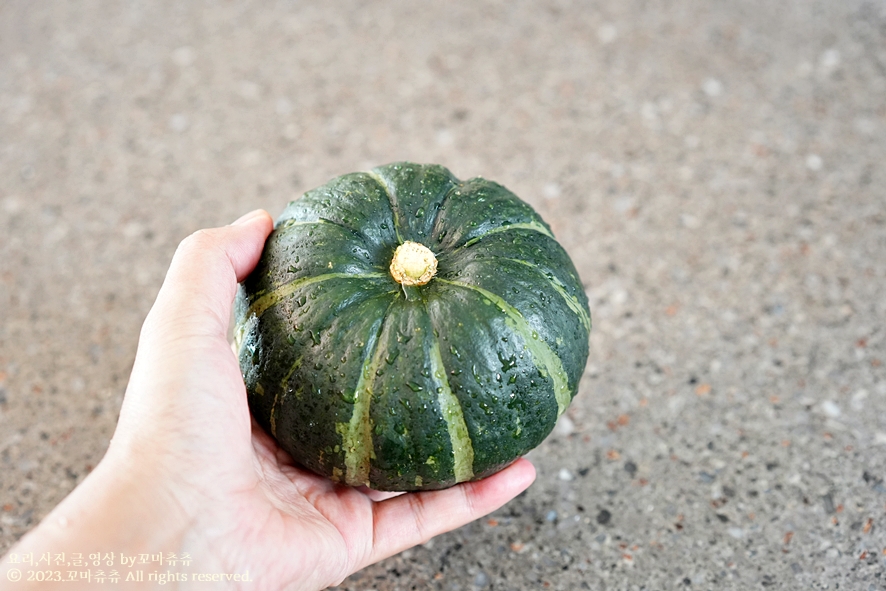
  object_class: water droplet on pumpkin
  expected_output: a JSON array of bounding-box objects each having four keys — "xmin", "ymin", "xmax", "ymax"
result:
[
  {"xmin": 310, "ymin": 330, "xmax": 321, "ymax": 345},
  {"xmin": 498, "ymin": 352, "xmax": 517, "ymax": 371},
  {"xmin": 407, "ymin": 382, "xmax": 423, "ymax": 392},
  {"xmin": 415, "ymin": 207, "xmax": 425, "ymax": 218},
  {"xmin": 450, "ymin": 345, "xmax": 461, "ymax": 358},
  {"xmin": 508, "ymin": 374, "xmax": 517, "ymax": 384}
]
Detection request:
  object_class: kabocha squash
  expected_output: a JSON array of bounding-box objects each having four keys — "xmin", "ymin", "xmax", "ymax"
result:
[{"xmin": 234, "ymin": 163, "xmax": 591, "ymax": 491}]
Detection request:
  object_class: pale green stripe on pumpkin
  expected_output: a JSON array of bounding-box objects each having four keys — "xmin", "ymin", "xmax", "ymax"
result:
[
  {"xmin": 425, "ymin": 320, "xmax": 475, "ymax": 483},
  {"xmin": 437, "ymin": 278, "xmax": 572, "ymax": 416},
  {"xmin": 339, "ymin": 352, "xmax": 376, "ymax": 486},
  {"xmin": 339, "ymin": 296, "xmax": 398, "ymax": 486},
  {"xmin": 275, "ymin": 219, "xmax": 327, "ymax": 230},
  {"xmin": 279, "ymin": 357, "xmax": 302, "ymax": 396},
  {"xmin": 365, "ymin": 170, "xmax": 403, "ymax": 244},
  {"xmin": 277, "ymin": 217, "xmax": 373, "ymax": 247},
  {"xmin": 269, "ymin": 356, "xmax": 304, "ymax": 437},
  {"xmin": 246, "ymin": 272, "xmax": 386, "ymax": 318},
  {"xmin": 461, "ymin": 222, "xmax": 554, "ymax": 248},
  {"xmin": 498, "ymin": 257, "xmax": 591, "ymax": 333}
]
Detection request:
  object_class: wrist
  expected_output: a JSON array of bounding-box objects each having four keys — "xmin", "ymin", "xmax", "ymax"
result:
[{"xmin": 1, "ymin": 451, "xmax": 195, "ymax": 588}]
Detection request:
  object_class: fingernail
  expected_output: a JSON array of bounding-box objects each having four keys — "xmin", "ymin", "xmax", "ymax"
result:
[{"xmin": 232, "ymin": 209, "xmax": 265, "ymax": 225}]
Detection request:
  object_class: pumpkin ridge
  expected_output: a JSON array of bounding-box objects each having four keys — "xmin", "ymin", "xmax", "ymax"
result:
[
  {"xmin": 421, "ymin": 297, "xmax": 475, "ymax": 483},
  {"xmin": 436, "ymin": 278, "xmax": 572, "ymax": 416},
  {"xmin": 485, "ymin": 256, "xmax": 591, "ymax": 333},
  {"xmin": 460, "ymin": 221, "xmax": 554, "ymax": 249},
  {"xmin": 277, "ymin": 216, "xmax": 374, "ymax": 250},
  {"xmin": 341, "ymin": 294, "xmax": 400, "ymax": 486},
  {"xmin": 269, "ymin": 356, "xmax": 304, "ymax": 437},
  {"xmin": 247, "ymin": 272, "xmax": 386, "ymax": 318},
  {"xmin": 428, "ymin": 178, "xmax": 463, "ymax": 241},
  {"xmin": 365, "ymin": 169, "xmax": 403, "ymax": 244}
]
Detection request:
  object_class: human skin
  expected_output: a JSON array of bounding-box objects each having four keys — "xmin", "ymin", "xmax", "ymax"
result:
[{"xmin": 0, "ymin": 210, "xmax": 536, "ymax": 590}]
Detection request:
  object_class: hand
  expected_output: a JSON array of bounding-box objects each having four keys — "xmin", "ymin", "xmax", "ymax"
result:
[{"xmin": 1, "ymin": 210, "xmax": 536, "ymax": 590}]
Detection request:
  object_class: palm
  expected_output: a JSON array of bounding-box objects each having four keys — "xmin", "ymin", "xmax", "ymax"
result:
[
  {"xmin": 192, "ymin": 410, "xmax": 529, "ymax": 591},
  {"xmin": 232, "ymin": 425, "xmax": 377, "ymax": 590}
]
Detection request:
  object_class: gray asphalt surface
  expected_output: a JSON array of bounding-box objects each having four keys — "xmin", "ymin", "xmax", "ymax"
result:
[{"xmin": 2, "ymin": 1, "xmax": 885, "ymax": 589}]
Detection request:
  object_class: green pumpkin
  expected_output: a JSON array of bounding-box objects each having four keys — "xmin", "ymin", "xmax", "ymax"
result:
[{"xmin": 234, "ymin": 163, "xmax": 591, "ymax": 491}]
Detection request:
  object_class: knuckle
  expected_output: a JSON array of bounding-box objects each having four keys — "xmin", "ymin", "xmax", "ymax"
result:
[
  {"xmin": 178, "ymin": 228, "xmax": 219, "ymax": 253},
  {"xmin": 173, "ymin": 229, "xmax": 232, "ymax": 276}
]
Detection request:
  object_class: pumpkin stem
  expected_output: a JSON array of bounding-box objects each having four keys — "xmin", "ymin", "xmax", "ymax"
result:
[{"xmin": 390, "ymin": 241, "xmax": 437, "ymax": 286}]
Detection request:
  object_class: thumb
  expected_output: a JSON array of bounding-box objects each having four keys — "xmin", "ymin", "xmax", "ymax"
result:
[
  {"xmin": 141, "ymin": 209, "xmax": 274, "ymax": 345},
  {"xmin": 106, "ymin": 210, "xmax": 273, "ymax": 491},
  {"xmin": 112, "ymin": 210, "xmax": 273, "ymax": 455}
]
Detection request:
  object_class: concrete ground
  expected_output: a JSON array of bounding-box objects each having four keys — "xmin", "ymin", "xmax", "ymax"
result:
[{"xmin": 2, "ymin": 0, "xmax": 885, "ymax": 588}]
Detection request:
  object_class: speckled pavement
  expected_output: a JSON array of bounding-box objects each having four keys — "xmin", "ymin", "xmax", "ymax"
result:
[{"xmin": 2, "ymin": 1, "xmax": 885, "ymax": 589}]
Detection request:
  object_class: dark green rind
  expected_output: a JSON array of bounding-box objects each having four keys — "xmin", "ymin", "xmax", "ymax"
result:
[
  {"xmin": 364, "ymin": 298, "xmax": 458, "ymax": 491},
  {"xmin": 240, "ymin": 219, "xmax": 383, "ymax": 306},
  {"xmin": 438, "ymin": 242, "xmax": 590, "ymax": 396},
  {"xmin": 439, "ymin": 228, "xmax": 590, "ymax": 330},
  {"xmin": 424, "ymin": 282, "xmax": 561, "ymax": 473},
  {"xmin": 274, "ymin": 291, "xmax": 398, "ymax": 481},
  {"xmin": 431, "ymin": 177, "xmax": 553, "ymax": 251},
  {"xmin": 278, "ymin": 171, "xmax": 399, "ymax": 262},
  {"xmin": 370, "ymin": 163, "xmax": 459, "ymax": 243},
  {"xmin": 237, "ymin": 276, "xmax": 395, "ymax": 480}
]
